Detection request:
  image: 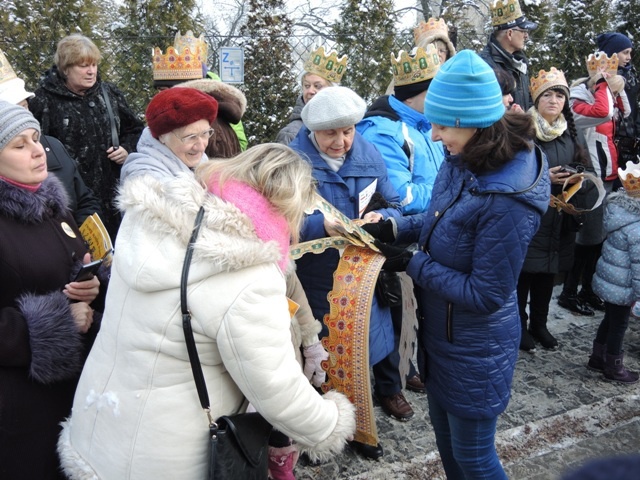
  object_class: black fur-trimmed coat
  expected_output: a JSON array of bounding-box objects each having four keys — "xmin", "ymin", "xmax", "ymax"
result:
[
  {"xmin": 0, "ymin": 176, "xmax": 101, "ymax": 480},
  {"xmin": 29, "ymin": 66, "xmax": 144, "ymax": 237}
]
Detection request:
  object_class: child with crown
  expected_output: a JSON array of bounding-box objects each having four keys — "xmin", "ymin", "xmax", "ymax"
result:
[{"xmin": 588, "ymin": 163, "xmax": 640, "ymax": 384}]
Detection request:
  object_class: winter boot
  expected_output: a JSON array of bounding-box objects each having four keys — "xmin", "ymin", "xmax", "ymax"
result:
[
  {"xmin": 528, "ymin": 320, "xmax": 558, "ymax": 350},
  {"xmin": 557, "ymin": 291, "xmax": 595, "ymax": 316},
  {"xmin": 519, "ymin": 317, "xmax": 536, "ymax": 352},
  {"xmin": 587, "ymin": 341, "xmax": 606, "ymax": 372},
  {"xmin": 603, "ymin": 353, "xmax": 639, "ymax": 384},
  {"xmin": 578, "ymin": 288, "xmax": 605, "ymax": 311}
]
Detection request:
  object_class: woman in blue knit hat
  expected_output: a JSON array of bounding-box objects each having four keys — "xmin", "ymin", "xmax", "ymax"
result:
[
  {"xmin": 597, "ymin": 32, "xmax": 639, "ymax": 173},
  {"xmin": 367, "ymin": 50, "xmax": 550, "ymax": 479}
]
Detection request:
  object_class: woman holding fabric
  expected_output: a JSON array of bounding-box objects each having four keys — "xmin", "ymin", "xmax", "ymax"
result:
[
  {"xmin": 369, "ymin": 51, "xmax": 549, "ymax": 478},
  {"xmin": 289, "ymin": 85, "xmax": 402, "ymax": 459},
  {"xmin": 58, "ymin": 143, "xmax": 356, "ymax": 479},
  {"xmin": 516, "ymin": 67, "xmax": 592, "ymax": 351},
  {"xmin": 0, "ymin": 101, "xmax": 103, "ymax": 480}
]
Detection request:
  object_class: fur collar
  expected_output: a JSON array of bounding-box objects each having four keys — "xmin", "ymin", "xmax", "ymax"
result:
[
  {"xmin": 608, "ymin": 190, "xmax": 640, "ymax": 215},
  {"xmin": 116, "ymin": 175, "xmax": 284, "ymax": 275},
  {"xmin": 0, "ymin": 175, "xmax": 69, "ymax": 223}
]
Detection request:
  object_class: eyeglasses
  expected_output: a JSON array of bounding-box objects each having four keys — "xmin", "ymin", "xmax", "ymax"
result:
[
  {"xmin": 511, "ymin": 28, "xmax": 529, "ymax": 34},
  {"xmin": 172, "ymin": 128, "xmax": 215, "ymax": 146}
]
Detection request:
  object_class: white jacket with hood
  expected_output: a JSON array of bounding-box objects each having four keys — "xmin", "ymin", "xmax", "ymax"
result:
[{"xmin": 58, "ymin": 175, "xmax": 355, "ymax": 479}]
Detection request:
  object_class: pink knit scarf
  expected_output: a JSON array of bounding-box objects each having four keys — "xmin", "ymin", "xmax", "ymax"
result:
[
  {"xmin": 0, "ymin": 175, "xmax": 41, "ymax": 192},
  {"xmin": 208, "ymin": 177, "xmax": 291, "ymax": 271}
]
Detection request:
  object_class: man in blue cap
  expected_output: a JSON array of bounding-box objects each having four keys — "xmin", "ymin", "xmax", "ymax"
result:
[{"xmin": 479, "ymin": 0, "xmax": 538, "ymax": 110}]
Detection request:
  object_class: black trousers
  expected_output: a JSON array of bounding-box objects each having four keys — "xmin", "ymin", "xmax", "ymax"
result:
[
  {"xmin": 517, "ymin": 271, "xmax": 556, "ymax": 327},
  {"xmin": 563, "ymin": 243, "xmax": 602, "ymax": 294}
]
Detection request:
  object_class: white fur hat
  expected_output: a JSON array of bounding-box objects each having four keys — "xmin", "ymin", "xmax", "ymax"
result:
[{"xmin": 301, "ymin": 86, "xmax": 366, "ymax": 131}]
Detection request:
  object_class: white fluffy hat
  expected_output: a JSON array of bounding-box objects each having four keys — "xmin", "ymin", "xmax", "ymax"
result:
[{"xmin": 301, "ymin": 86, "xmax": 366, "ymax": 131}]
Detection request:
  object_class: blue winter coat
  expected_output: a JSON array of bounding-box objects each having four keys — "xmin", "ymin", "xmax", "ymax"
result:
[
  {"xmin": 395, "ymin": 147, "xmax": 549, "ymax": 419},
  {"xmin": 357, "ymin": 95, "xmax": 444, "ymax": 214},
  {"xmin": 290, "ymin": 127, "xmax": 402, "ymax": 365},
  {"xmin": 593, "ymin": 192, "xmax": 640, "ymax": 306}
]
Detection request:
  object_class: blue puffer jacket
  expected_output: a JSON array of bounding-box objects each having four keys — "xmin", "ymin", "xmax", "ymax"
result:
[
  {"xmin": 396, "ymin": 146, "xmax": 549, "ymax": 419},
  {"xmin": 593, "ymin": 192, "xmax": 640, "ymax": 306},
  {"xmin": 357, "ymin": 95, "xmax": 444, "ymax": 214},
  {"xmin": 291, "ymin": 127, "xmax": 402, "ymax": 365}
]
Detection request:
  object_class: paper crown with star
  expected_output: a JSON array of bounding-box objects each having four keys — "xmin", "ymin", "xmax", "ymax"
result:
[
  {"xmin": 391, "ymin": 45, "xmax": 441, "ymax": 86},
  {"xmin": 303, "ymin": 46, "xmax": 348, "ymax": 84},
  {"xmin": 586, "ymin": 51, "xmax": 619, "ymax": 78},
  {"xmin": 618, "ymin": 163, "xmax": 640, "ymax": 197},
  {"xmin": 152, "ymin": 31, "xmax": 208, "ymax": 84},
  {"xmin": 530, "ymin": 67, "xmax": 569, "ymax": 103}
]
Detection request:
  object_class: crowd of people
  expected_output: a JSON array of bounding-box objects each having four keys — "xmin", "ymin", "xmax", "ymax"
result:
[{"xmin": 1, "ymin": 0, "xmax": 639, "ymax": 478}]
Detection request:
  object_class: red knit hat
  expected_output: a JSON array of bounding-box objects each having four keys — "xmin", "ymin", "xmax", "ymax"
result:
[{"xmin": 145, "ymin": 88, "xmax": 218, "ymax": 139}]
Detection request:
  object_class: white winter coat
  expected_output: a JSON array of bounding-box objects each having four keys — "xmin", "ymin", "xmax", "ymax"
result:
[{"xmin": 58, "ymin": 175, "xmax": 355, "ymax": 479}]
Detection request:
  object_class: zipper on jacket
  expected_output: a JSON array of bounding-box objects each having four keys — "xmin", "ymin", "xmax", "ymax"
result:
[{"xmin": 446, "ymin": 302, "xmax": 454, "ymax": 343}]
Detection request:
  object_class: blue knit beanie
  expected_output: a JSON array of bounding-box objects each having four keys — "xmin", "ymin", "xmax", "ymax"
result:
[
  {"xmin": 597, "ymin": 32, "xmax": 633, "ymax": 57},
  {"xmin": 424, "ymin": 50, "xmax": 505, "ymax": 128}
]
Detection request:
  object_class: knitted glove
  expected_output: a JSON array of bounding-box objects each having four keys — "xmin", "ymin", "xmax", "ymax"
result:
[
  {"xmin": 303, "ymin": 341, "xmax": 329, "ymax": 388},
  {"xmin": 374, "ymin": 239, "xmax": 414, "ymax": 272},
  {"xmin": 361, "ymin": 218, "xmax": 396, "ymax": 243}
]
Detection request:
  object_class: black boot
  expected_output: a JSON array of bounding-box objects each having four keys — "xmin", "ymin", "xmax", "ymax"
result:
[
  {"xmin": 519, "ymin": 317, "xmax": 536, "ymax": 352},
  {"xmin": 348, "ymin": 440, "xmax": 384, "ymax": 460},
  {"xmin": 557, "ymin": 291, "xmax": 595, "ymax": 316},
  {"xmin": 578, "ymin": 288, "xmax": 605, "ymax": 311},
  {"xmin": 529, "ymin": 319, "xmax": 558, "ymax": 349}
]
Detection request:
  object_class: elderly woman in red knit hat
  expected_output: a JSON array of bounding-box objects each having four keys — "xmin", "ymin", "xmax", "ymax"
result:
[{"xmin": 120, "ymin": 88, "xmax": 218, "ymax": 182}]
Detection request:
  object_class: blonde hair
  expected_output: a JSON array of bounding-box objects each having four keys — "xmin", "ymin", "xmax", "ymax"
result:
[
  {"xmin": 54, "ymin": 34, "xmax": 101, "ymax": 76},
  {"xmin": 196, "ymin": 143, "xmax": 316, "ymax": 243}
]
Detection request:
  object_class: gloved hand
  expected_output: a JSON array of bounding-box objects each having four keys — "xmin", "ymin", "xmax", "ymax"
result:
[
  {"xmin": 374, "ymin": 239, "xmax": 414, "ymax": 272},
  {"xmin": 303, "ymin": 342, "xmax": 329, "ymax": 388},
  {"xmin": 361, "ymin": 218, "xmax": 396, "ymax": 243}
]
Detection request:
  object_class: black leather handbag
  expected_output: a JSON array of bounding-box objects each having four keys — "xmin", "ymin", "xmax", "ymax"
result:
[{"xmin": 181, "ymin": 207, "xmax": 272, "ymax": 480}]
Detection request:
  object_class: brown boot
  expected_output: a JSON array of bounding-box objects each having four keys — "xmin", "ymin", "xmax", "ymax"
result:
[{"xmin": 379, "ymin": 392, "xmax": 414, "ymax": 421}]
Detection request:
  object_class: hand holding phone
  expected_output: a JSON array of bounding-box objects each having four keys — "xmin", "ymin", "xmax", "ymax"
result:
[{"xmin": 74, "ymin": 259, "xmax": 103, "ymax": 282}]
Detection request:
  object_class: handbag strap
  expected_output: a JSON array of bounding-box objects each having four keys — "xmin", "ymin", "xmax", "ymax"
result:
[
  {"xmin": 100, "ymin": 83, "xmax": 120, "ymax": 150},
  {"xmin": 180, "ymin": 206, "xmax": 214, "ymax": 424}
]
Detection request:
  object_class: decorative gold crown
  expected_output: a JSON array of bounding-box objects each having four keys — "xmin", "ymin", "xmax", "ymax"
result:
[
  {"xmin": 491, "ymin": 0, "xmax": 523, "ymax": 27},
  {"xmin": 303, "ymin": 46, "xmax": 348, "ymax": 83},
  {"xmin": 618, "ymin": 163, "xmax": 640, "ymax": 197},
  {"xmin": 391, "ymin": 45, "xmax": 441, "ymax": 87},
  {"xmin": 530, "ymin": 67, "xmax": 569, "ymax": 103},
  {"xmin": 413, "ymin": 18, "xmax": 449, "ymax": 46},
  {"xmin": 586, "ymin": 52, "xmax": 619, "ymax": 78},
  {"xmin": 0, "ymin": 49, "xmax": 18, "ymax": 84},
  {"xmin": 152, "ymin": 31, "xmax": 208, "ymax": 82}
]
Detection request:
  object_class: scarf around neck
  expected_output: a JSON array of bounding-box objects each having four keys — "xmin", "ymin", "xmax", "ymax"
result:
[
  {"xmin": 208, "ymin": 177, "xmax": 291, "ymax": 272},
  {"xmin": 530, "ymin": 107, "xmax": 567, "ymax": 142}
]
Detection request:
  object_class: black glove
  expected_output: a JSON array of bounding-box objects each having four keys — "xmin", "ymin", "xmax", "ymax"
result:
[
  {"xmin": 374, "ymin": 239, "xmax": 413, "ymax": 272},
  {"xmin": 361, "ymin": 219, "xmax": 396, "ymax": 243}
]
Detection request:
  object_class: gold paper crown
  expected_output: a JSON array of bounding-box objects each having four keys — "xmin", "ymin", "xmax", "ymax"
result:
[
  {"xmin": 0, "ymin": 49, "xmax": 18, "ymax": 84},
  {"xmin": 303, "ymin": 46, "xmax": 348, "ymax": 83},
  {"xmin": 391, "ymin": 45, "xmax": 441, "ymax": 87},
  {"xmin": 586, "ymin": 52, "xmax": 619, "ymax": 78},
  {"xmin": 413, "ymin": 18, "xmax": 449, "ymax": 46},
  {"xmin": 530, "ymin": 67, "xmax": 569, "ymax": 103},
  {"xmin": 152, "ymin": 31, "xmax": 208, "ymax": 82},
  {"xmin": 618, "ymin": 163, "xmax": 640, "ymax": 197},
  {"xmin": 491, "ymin": 0, "xmax": 523, "ymax": 27}
]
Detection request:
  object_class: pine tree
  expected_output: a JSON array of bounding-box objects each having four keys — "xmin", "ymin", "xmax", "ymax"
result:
[
  {"xmin": 111, "ymin": 0, "xmax": 206, "ymax": 116},
  {"xmin": 521, "ymin": 0, "xmax": 555, "ymax": 71},
  {"xmin": 332, "ymin": 0, "xmax": 398, "ymax": 103},
  {"xmin": 550, "ymin": 0, "xmax": 613, "ymax": 83},
  {"xmin": 240, "ymin": 0, "xmax": 298, "ymax": 144}
]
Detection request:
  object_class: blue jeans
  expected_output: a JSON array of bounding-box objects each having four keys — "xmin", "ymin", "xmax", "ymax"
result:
[{"xmin": 427, "ymin": 394, "xmax": 507, "ymax": 480}]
